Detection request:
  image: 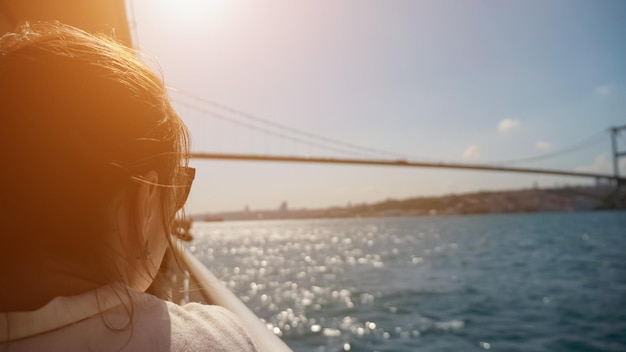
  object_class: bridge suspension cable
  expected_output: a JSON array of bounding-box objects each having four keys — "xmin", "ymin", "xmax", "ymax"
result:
[
  {"xmin": 171, "ymin": 88, "xmax": 432, "ymax": 161},
  {"xmin": 171, "ymin": 88, "xmax": 618, "ymax": 170},
  {"xmin": 487, "ymin": 129, "xmax": 607, "ymax": 165},
  {"xmin": 173, "ymin": 99, "xmax": 372, "ymax": 158}
]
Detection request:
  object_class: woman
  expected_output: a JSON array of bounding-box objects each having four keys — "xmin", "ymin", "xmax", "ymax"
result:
[{"xmin": 0, "ymin": 23, "xmax": 258, "ymax": 351}]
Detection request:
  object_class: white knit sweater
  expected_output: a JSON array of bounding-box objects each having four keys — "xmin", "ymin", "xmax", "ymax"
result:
[{"xmin": 0, "ymin": 284, "xmax": 259, "ymax": 351}]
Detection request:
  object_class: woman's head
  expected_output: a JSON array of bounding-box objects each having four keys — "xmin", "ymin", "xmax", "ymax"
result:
[{"xmin": 0, "ymin": 22, "xmax": 190, "ymax": 299}]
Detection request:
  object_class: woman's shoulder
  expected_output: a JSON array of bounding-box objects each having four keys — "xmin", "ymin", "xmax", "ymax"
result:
[{"xmin": 165, "ymin": 301, "xmax": 259, "ymax": 352}]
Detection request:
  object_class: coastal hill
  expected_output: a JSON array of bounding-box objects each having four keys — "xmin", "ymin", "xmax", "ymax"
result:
[{"xmin": 192, "ymin": 184, "xmax": 622, "ymax": 222}]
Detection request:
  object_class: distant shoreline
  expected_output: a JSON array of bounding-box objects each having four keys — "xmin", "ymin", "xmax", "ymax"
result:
[{"xmin": 192, "ymin": 184, "xmax": 624, "ymax": 222}]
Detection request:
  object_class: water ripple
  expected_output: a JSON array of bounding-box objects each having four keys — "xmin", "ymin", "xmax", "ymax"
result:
[{"xmin": 189, "ymin": 213, "xmax": 626, "ymax": 351}]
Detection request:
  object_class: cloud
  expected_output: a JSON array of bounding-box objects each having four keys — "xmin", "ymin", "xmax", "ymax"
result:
[
  {"xmin": 595, "ymin": 84, "xmax": 612, "ymax": 96},
  {"xmin": 535, "ymin": 141, "xmax": 552, "ymax": 151},
  {"xmin": 498, "ymin": 118, "xmax": 520, "ymax": 133},
  {"xmin": 463, "ymin": 145, "xmax": 480, "ymax": 159},
  {"xmin": 575, "ymin": 153, "xmax": 626, "ymax": 174},
  {"xmin": 576, "ymin": 154, "xmax": 611, "ymax": 173}
]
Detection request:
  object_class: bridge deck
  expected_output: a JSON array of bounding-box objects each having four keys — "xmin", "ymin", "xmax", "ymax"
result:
[{"xmin": 191, "ymin": 153, "xmax": 623, "ymax": 181}]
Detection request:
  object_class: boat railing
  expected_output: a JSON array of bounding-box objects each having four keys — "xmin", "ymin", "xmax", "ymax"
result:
[{"xmin": 148, "ymin": 242, "xmax": 292, "ymax": 352}]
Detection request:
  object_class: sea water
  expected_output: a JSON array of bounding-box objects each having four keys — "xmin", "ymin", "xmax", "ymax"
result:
[{"xmin": 188, "ymin": 211, "xmax": 626, "ymax": 351}]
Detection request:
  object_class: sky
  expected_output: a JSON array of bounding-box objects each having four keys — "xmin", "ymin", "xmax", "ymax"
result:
[{"xmin": 128, "ymin": 0, "xmax": 626, "ymax": 214}]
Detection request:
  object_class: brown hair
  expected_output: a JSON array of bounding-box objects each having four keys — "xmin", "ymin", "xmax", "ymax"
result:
[{"xmin": 0, "ymin": 22, "xmax": 190, "ymax": 296}]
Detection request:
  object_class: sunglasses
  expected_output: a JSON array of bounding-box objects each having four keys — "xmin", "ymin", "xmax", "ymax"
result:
[{"xmin": 175, "ymin": 166, "xmax": 195, "ymax": 210}]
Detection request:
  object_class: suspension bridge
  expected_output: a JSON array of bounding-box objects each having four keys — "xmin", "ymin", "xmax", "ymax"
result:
[
  {"xmin": 174, "ymin": 93, "xmax": 623, "ymax": 174},
  {"xmin": 171, "ymin": 92, "xmax": 626, "ymax": 207}
]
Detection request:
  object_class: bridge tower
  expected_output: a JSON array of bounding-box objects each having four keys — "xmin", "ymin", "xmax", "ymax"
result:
[{"xmin": 611, "ymin": 125, "xmax": 626, "ymax": 208}]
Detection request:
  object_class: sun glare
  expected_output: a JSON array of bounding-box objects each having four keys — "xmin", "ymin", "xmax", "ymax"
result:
[{"xmin": 159, "ymin": 0, "xmax": 231, "ymax": 24}]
